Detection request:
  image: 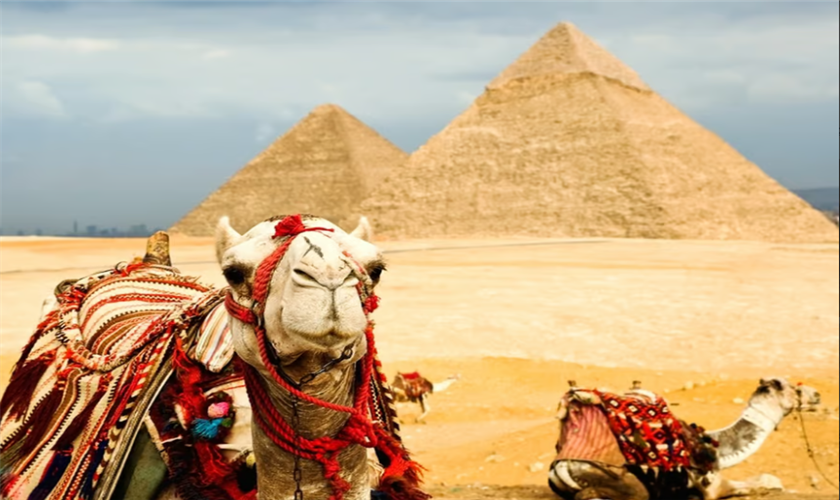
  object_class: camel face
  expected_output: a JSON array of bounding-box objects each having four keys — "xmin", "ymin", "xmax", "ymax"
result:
[
  {"xmin": 754, "ymin": 377, "xmax": 803, "ymax": 416},
  {"xmin": 215, "ymin": 215, "xmax": 384, "ymax": 367},
  {"xmin": 796, "ymin": 384, "xmax": 822, "ymax": 411}
]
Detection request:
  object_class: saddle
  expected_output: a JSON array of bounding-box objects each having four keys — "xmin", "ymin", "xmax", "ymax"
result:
[
  {"xmin": 557, "ymin": 388, "xmax": 718, "ymax": 474},
  {"xmin": 399, "ymin": 373, "xmax": 433, "ymax": 402},
  {"xmin": 0, "ymin": 263, "xmax": 227, "ymax": 500}
]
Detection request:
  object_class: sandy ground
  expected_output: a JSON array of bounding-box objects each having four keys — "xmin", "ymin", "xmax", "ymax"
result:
[
  {"xmin": 0, "ymin": 236, "xmax": 837, "ymax": 499},
  {"xmin": 427, "ymin": 488, "xmax": 838, "ymax": 500}
]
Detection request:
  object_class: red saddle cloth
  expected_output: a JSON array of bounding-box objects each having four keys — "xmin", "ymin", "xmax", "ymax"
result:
[
  {"xmin": 399, "ymin": 373, "xmax": 432, "ymax": 401},
  {"xmin": 593, "ymin": 390, "xmax": 693, "ymax": 471}
]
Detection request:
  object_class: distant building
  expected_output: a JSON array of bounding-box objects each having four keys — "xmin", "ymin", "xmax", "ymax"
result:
[
  {"xmin": 128, "ymin": 224, "xmax": 149, "ymax": 237},
  {"xmin": 86, "ymin": 225, "xmax": 98, "ymax": 237}
]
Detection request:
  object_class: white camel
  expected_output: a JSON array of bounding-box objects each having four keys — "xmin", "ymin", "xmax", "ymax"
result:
[{"xmin": 549, "ymin": 377, "xmax": 821, "ymax": 500}]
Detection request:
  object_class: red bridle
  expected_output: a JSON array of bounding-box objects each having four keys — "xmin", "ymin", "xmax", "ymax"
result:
[{"xmin": 223, "ymin": 214, "xmax": 416, "ymax": 500}]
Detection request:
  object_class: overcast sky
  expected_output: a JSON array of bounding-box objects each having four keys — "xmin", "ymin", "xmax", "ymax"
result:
[{"xmin": 1, "ymin": 1, "xmax": 838, "ymax": 234}]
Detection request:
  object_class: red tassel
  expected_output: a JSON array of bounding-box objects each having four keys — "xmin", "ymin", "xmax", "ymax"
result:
[
  {"xmin": 0, "ymin": 350, "xmax": 56, "ymax": 420},
  {"xmin": 193, "ymin": 441, "xmax": 234, "ymax": 483},
  {"xmin": 172, "ymin": 337, "xmax": 205, "ymax": 424},
  {"xmin": 11, "ymin": 310, "xmax": 57, "ymax": 375},
  {"xmin": 376, "ymin": 477, "xmax": 432, "ymax": 500},
  {"xmin": 273, "ymin": 214, "xmax": 307, "ymax": 239},
  {"xmin": 53, "ymin": 374, "xmax": 112, "ymax": 450}
]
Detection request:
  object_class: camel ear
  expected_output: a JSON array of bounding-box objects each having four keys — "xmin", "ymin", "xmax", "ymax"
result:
[
  {"xmin": 350, "ymin": 216, "xmax": 374, "ymax": 242},
  {"xmin": 215, "ymin": 216, "xmax": 241, "ymax": 264}
]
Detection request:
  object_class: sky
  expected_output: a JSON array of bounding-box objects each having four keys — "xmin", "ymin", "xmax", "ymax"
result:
[{"xmin": 1, "ymin": 1, "xmax": 838, "ymax": 235}]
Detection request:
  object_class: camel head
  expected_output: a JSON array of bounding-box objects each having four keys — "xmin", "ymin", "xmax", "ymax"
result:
[
  {"xmin": 751, "ymin": 377, "xmax": 815, "ymax": 418},
  {"xmin": 795, "ymin": 383, "xmax": 822, "ymax": 412},
  {"xmin": 215, "ymin": 214, "xmax": 384, "ymax": 379}
]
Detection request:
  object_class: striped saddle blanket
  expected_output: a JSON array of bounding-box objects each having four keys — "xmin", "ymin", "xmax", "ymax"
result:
[{"xmin": 0, "ymin": 263, "xmax": 232, "ymax": 500}]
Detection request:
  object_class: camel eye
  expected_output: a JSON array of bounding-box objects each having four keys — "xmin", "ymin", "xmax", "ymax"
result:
[
  {"xmin": 223, "ymin": 266, "xmax": 246, "ymax": 285},
  {"xmin": 368, "ymin": 264, "xmax": 386, "ymax": 284}
]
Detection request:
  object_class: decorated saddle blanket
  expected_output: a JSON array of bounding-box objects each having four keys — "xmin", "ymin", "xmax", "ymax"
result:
[
  {"xmin": 398, "ymin": 373, "xmax": 433, "ymax": 402},
  {"xmin": 556, "ymin": 388, "xmax": 718, "ymax": 473},
  {"xmin": 0, "ymin": 263, "xmax": 227, "ymax": 500}
]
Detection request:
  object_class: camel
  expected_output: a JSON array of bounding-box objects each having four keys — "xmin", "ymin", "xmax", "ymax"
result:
[
  {"xmin": 390, "ymin": 372, "xmax": 461, "ymax": 423},
  {"xmin": 1, "ymin": 215, "xmax": 427, "ymax": 500},
  {"xmin": 548, "ymin": 377, "xmax": 821, "ymax": 500},
  {"xmin": 208, "ymin": 214, "xmax": 403, "ymax": 499}
]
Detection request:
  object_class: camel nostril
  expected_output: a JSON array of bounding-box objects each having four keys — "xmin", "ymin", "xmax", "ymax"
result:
[{"xmin": 293, "ymin": 269, "xmax": 317, "ymax": 283}]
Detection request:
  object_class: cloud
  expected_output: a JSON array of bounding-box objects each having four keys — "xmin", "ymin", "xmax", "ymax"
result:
[
  {"xmin": 1, "ymin": 3, "xmax": 835, "ymax": 124},
  {"xmin": 201, "ymin": 49, "xmax": 231, "ymax": 60},
  {"xmin": 13, "ymin": 81, "xmax": 67, "ymax": 118},
  {"xmin": 5, "ymin": 34, "xmax": 120, "ymax": 53}
]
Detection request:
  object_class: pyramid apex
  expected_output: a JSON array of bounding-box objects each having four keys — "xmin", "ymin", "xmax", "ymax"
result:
[
  {"xmin": 488, "ymin": 21, "xmax": 650, "ymax": 91},
  {"xmin": 310, "ymin": 103, "xmax": 348, "ymax": 115},
  {"xmin": 554, "ymin": 21, "xmax": 579, "ymax": 31}
]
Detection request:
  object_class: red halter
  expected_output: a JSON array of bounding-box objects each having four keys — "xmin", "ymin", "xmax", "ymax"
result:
[{"xmin": 223, "ymin": 215, "xmax": 421, "ymax": 500}]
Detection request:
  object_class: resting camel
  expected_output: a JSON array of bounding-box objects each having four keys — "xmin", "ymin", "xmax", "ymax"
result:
[
  {"xmin": 391, "ymin": 372, "xmax": 461, "ymax": 423},
  {"xmin": 548, "ymin": 377, "xmax": 821, "ymax": 500},
  {"xmin": 0, "ymin": 215, "xmax": 428, "ymax": 500}
]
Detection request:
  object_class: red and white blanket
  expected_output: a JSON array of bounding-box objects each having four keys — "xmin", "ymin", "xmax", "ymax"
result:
[{"xmin": 0, "ymin": 263, "xmax": 224, "ymax": 500}]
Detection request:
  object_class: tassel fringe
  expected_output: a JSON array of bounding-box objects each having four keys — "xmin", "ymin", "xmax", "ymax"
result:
[
  {"xmin": 53, "ymin": 375, "xmax": 112, "ymax": 450},
  {"xmin": 0, "ymin": 350, "xmax": 56, "ymax": 420},
  {"xmin": 375, "ymin": 476, "xmax": 432, "ymax": 500},
  {"xmin": 2, "ymin": 378, "xmax": 67, "ymax": 470}
]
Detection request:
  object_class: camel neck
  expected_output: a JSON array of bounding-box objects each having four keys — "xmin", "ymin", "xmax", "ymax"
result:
[
  {"xmin": 250, "ymin": 365, "xmax": 370, "ymax": 499},
  {"xmin": 710, "ymin": 402, "xmax": 783, "ymax": 470}
]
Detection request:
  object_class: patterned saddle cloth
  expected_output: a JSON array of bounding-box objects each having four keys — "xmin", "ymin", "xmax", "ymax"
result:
[
  {"xmin": 557, "ymin": 388, "xmax": 718, "ymax": 474},
  {"xmin": 0, "ymin": 263, "xmax": 229, "ymax": 500},
  {"xmin": 398, "ymin": 373, "xmax": 433, "ymax": 402}
]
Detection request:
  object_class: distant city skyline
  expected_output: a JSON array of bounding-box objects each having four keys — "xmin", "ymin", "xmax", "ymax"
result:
[
  {"xmin": 1, "ymin": 2, "xmax": 838, "ymax": 234},
  {"xmin": 0, "ymin": 222, "xmax": 163, "ymax": 238}
]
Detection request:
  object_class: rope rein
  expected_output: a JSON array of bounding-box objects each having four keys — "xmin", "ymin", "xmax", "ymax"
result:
[{"xmin": 795, "ymin": 407, "xmax": 839, "ymax": 491}]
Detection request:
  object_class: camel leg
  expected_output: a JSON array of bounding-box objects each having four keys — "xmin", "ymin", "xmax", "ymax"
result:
[
  {"xmin": 416, "ymin": 394, "xmax": 430, "ymax": 424},
  {"xmin": 549, "ymin": 460, "xmax": 648, "ymax": 500},
  {"xmin": 701, "ymin": 472, "xmax": 783, "ymax": 499}
]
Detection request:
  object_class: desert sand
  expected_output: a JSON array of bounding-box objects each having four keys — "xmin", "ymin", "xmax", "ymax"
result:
[{"xmin": 0, "ymin": 235, "xmax": 837, "ymax": 499}]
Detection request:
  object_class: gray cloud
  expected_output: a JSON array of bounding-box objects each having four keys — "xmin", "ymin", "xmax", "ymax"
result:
[{"xmin": 1, "ymin": 1, "xmax": 838, "ymax": 233}]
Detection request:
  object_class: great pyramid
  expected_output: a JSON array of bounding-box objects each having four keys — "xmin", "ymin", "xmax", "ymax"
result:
[
  {"xmin": 170, "ymin": 104, "xmax": 407, "ymax": 236},
  {"xmin": 361, "ymin": 22, "xmax": 839, "ymax": 242}
]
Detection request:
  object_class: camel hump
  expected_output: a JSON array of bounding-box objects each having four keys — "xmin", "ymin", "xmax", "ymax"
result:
[{"xmin": 143, "ymin": 231, "xmax": 172, "ymax": 266}]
